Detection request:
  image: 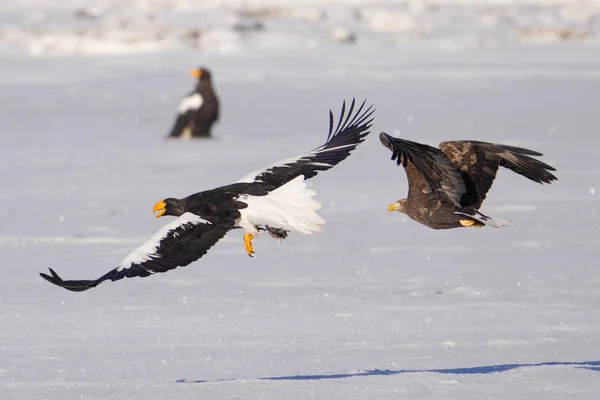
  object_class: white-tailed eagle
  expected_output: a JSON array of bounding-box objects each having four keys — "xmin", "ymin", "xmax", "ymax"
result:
[{"xmin": 379, "ymin": 132, "xmax": 557, "ymax": 229}]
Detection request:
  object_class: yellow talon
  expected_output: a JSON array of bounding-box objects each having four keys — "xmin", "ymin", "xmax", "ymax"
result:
[
  {"xmin": 243, "ymin": 233, "xmax": 255, "ymax": 257},
  {"xmin": 459, "ymin": 219, "xmax": 475, "ymax": 227}
]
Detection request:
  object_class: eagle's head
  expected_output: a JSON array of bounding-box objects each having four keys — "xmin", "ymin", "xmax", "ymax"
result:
[
  {"xmin": 387, "ymin": 198, "xmax": 408, "ymax": 214},
  {"xmin": 190, "ymin": 67, "xmax": 212, "ymax": 82},
  {"xmin": 153, "ymin": 198, "xmax": 186, "ymax": 218}
]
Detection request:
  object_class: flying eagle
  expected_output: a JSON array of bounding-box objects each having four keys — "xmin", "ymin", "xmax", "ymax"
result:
[
  {"xmin": 379, "ymin": 132, "xmax": 557, "ymax": 229},
  {"xmin": 167, "ymin": 67, "xmax": 219, "ymax": 139},
  {"xmin": 40, "ymin": 99, "xmax": 374, "ymax": 292}
]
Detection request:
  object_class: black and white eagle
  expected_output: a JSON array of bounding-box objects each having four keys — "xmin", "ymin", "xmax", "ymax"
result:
[
  {"xmin": 40, "ymin": 99, "xmax": 374, "ymax": 292},
  {"xmin": 167, "ymin": 67, "xmax": 219, "ymax": 139}
]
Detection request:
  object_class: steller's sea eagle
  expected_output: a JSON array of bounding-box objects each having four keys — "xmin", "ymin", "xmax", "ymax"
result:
[
  {"xmin": 40, "ymin": 99, "xmax": 374, "ymax": 292},
  {"xmin": 379, "ymin": 132, "xmax": 557, "ymax": 229},
  {"xmin": 167, "ymin": 67, "xmax": 219, "ymax": 139}
]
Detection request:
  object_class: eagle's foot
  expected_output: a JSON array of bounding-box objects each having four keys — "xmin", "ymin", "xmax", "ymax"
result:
[
  {"xmin": 460, "ymin": 219, "xmax": 484, "ymax": 228},
  {"xmin": 243, "ymin": 233, "xmax": 255, "ymax": 257}
]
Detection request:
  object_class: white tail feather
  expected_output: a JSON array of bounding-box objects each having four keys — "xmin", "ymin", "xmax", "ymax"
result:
[
  {"xmin": 238, "ymin": 175, "xmax": 325, "ymax": 235},
  {"xmin": 455, "ymin": 211, "xmax": 513, "ymax": 228}
]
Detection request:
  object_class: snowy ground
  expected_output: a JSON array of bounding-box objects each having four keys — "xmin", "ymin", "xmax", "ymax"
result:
[
  {"xmin": 2, "ymin": 0, "xmax": 600, "ymax": 55},
  {"xmin": 1, "ymin": 44, "xmax": 600, "ymax": 399}
]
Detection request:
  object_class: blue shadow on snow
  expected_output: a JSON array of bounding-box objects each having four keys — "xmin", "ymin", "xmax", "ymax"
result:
[{"xmin": 176, "ymin": 360, "xmax": 600, "ymax": 384}]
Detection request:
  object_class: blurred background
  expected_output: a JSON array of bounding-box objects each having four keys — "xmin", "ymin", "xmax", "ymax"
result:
[{"xmin": 2, "ymin": 0, "xmax": 599, "ymax": 55}]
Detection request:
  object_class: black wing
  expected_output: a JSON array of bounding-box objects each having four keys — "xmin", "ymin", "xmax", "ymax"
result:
[
  {"xmin": 379, "ymin": 132, "xmax": 467, "ymax": 207},
  {"xmin": 237, "ymin": 98, "xmax": 374, "ymax": 188},
  {"xmin": 439, "ymin": 140, "xmax": 557, "ymax": 208},
  {"xmin": 167, "ymin": 92, "xmax": 201, "ymax": 138},
  {"xmin": 168, "ymin": 112, "xmax": 192, "ymax": 138},
  {"xmin": 40, "ymin": 213, "xmax": 234, "ymax": 292}
]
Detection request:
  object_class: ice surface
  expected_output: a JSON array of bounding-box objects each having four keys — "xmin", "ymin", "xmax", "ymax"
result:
[{"xmin": 1, "ymin": 42, "xmax": 600, "ymax": 399}]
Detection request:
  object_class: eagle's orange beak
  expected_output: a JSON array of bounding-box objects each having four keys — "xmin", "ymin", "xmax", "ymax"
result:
[
  {"xmin": 387, "ymin": 202, "xmax": 400, "ymax": 212},
  {"xmin": 153, "ymin": 200, "xmax": 166, "ymax": 218},
  {"xmin": 190, "ymin": 68, "xmax": 203, "ymax": 78}
]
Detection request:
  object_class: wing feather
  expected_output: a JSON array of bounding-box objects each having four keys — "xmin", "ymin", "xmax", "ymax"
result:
[
  {"xmin": 236, "ymin": 98, "xmax": 374, "ymax": 188},
  {"xmin": 379, "ymin": 132, "xmax": 466, "ymax": 207},
  {"xmin": 167, "ymin": 112, "xmax": 192, "ymax": 138},
  {"xmin": 40, "ymin": 213, "xmax": 234, "ymax": 292},
  {"xmin": 167, "ymin": 92, "xmax": 202, "ymax": 138},
  {"xmin": 439, "ymin": 140, "xmax": 557, "ymax": 208}
]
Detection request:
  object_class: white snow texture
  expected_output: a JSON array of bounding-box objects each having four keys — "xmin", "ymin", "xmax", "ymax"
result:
[
  {"xmin": 2, "ymin": 0, "xmax": 600, "ymax": 55},
  {"xmin": 1, "ymin": 1, "xmax": 600, "ymax": 399}
]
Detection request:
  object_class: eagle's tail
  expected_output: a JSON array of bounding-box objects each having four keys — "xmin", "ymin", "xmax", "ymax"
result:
[
  {"xmin": 239, "ymin": 175, "xmax": 325, "ymax": 235},
  {"xmin": 268, "ymin": 175, "xmax": 325, "ymax": 234}
]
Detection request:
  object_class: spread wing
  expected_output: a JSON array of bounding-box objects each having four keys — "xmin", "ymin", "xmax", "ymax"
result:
[
  {"xmin": 236, "ymin": 98, "xmax": 374, "ymax": 188},
  {"xmin": 439, "ymin": 141, "xmax": 557, "ymax": 209},
  {"xmin": 40, "ymin": 213, "xmax": 234, "ymax": 292},
  {"xmin": 379, "ymin": 132, "xmax": 466, "ymax": 207}
]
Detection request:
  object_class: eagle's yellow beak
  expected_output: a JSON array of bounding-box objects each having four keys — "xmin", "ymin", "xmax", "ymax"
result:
[
  {"xmin": 387, "ymin": 202, "xmax": 400, "ymax": 212},
  {"xmin": 153, "ymin": 200, "xmax": 166, "ymax": 218},
  {"xmin": 190, "ymin": 68, "xmax": 203, "ymax": 78}
]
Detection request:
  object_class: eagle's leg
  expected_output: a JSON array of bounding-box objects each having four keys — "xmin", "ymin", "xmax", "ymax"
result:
[
  {"xmin": 265, "ymin": 226, "xmax": 289, "ymax": 243},
  {"xmin": 243, "ymin": 233, "xmax": 255, "ymax": 257}
]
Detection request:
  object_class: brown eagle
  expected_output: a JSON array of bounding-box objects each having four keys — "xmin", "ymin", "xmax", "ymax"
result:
[{"xmin": 379, "ymin": 132, "xmax": 557, "ymax": 229}]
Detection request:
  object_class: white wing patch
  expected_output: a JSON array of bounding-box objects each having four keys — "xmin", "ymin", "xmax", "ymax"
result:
[
  {"xmin": 118, "ymin": 213, "xmax": 210, "ymax": 270},
  {"xmin": 178, "ymin": 93, "xmax": 203, "ymax": 114}
]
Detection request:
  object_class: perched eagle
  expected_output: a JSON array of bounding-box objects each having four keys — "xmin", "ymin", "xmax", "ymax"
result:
[
  {"xmin": 40, "ymin": 99, "xmax": 374, "ymax": 292},
  {"xmin": 167, "ymin": 67, "xmax": 219, "ymax": 139},
  {"xmin": 379, "ymin": 132, "xmax": 557, "ymax": 229}
]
